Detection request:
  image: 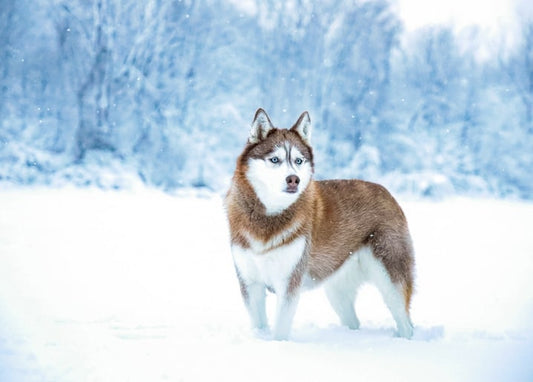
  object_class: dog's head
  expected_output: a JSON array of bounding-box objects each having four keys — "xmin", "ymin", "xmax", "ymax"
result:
[{"xmin": 240, "ymin": 108, "xmax": 314, "ymax": 215}]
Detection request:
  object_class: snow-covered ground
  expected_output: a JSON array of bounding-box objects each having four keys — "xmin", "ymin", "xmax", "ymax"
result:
[{"xmin": 0, "ymin": 188, "xmax": 532, "ymax": 381}]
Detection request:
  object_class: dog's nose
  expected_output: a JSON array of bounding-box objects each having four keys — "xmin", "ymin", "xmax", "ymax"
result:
[{"xmin": 286, "ymin": 175, "xmax": 300, "ymax": 187}]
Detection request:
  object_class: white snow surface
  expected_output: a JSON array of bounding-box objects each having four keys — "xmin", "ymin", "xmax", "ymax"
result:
[{"xmin": 0, "ymin": 187, "xmax": 532, "ymax": 381}]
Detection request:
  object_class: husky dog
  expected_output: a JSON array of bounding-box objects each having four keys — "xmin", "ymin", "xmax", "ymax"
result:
[{"xmin": 225, "ymin": 109, "xmax": 415, "ymax": 340}]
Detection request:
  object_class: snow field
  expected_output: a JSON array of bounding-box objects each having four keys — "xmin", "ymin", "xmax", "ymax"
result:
[{"xmin": 0, "ymin": 188, "xmax": 532, "ymax": 381}]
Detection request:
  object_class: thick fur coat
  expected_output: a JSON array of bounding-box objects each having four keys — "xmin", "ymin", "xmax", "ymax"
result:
[{"xmin": 225, "ymin": 109, "xmax": 415, "ymax": 340}]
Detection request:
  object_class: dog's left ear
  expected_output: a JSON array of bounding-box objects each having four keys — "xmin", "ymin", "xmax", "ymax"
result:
[{"xmin": 291, "ymin": 111, "xmax": 311, "ymax": 144}]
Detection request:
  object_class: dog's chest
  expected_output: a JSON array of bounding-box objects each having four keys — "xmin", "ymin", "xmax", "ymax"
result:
[
  {"xmin": 232, "ymin": 236, "xmax": 306, "ymax": 293},
  {"xmin": 243, "ymin": 222, "xmax": 302, "ymax": 254}
]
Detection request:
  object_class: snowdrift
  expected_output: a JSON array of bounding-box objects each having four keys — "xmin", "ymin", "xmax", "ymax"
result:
[{"xmin": 0, "ymin": 188, "xmax": 532, "ymax": 381}]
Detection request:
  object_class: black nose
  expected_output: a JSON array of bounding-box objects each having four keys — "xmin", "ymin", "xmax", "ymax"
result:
[{"xmin": 286, "ymin": 175, "xmax": 300, "ymax": 187}]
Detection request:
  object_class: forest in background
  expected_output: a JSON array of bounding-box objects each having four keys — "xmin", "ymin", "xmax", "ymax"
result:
[{"xmin": 1, "ymin": 0, "xmax": 532, "ymax": 198}]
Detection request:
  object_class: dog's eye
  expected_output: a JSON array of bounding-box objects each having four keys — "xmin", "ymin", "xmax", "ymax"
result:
[
  {"xmin": 295, "ymin": 158, "xmax": 304, "ymax": 165},
  {"xmin": 270, "ymin": 157, "xmax": 280, "ymax": 164}
]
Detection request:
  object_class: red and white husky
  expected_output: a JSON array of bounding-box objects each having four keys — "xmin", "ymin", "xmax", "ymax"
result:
[{"xmin": 225, "ymin": 109, "xmax": 415, "ymax": 340}]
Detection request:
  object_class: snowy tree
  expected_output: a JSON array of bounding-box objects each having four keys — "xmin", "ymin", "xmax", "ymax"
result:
[
  {"xmin": 0, "ymin": 0, "xmax": 531, "ymax": 197},
  {"xmin": 505, "ymin": 22, "xmax": 533, "ymax": 134}
]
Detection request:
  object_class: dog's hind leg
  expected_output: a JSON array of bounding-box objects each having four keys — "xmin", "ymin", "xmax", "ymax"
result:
[
  {"xmin": 324, "ymin": 285, "xmax": 360, "ymax": 330},
  {"xmin": 323, "ymin": 253, "xmax": 364, "ymax": 330},
  {"xmin": 360, "ymin": 246, "xmax": 413, "ymax": 338}
]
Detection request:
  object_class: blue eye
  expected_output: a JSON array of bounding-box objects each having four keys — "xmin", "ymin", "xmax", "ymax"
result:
[
  {"xmin": 295, "ymin": 158, "xmax": 303, "ymax": 165},
  {"xmin": 270, "ymin": 157, "xmax": 280, "ymax": 164}
]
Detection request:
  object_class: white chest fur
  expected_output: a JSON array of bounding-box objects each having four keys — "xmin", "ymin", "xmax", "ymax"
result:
[{"xmin": 232, "ymin": 236, "xmax": 306, "ymax": 294}]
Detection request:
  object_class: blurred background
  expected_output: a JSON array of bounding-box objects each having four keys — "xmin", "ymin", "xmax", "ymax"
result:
[{"xmin": 0, "ymin": 0, "xmax": 532, "ymax": 198}]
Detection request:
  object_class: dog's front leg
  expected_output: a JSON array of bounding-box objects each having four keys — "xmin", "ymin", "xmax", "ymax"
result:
[
  {"xmin": 236, "ymin": 272, "xmax": 268, "ymax": 331},
  {"xmin": 244, "ymin": 282, "xmax": 268, "ymax": 330},
  {"xmin": 272, "ymin": 290, "xmax": 300, "ymax": 340},
  {"xmin": 272, "ymin": 260, "xmax": 305, "ymax": 341},
  {"xmin": 233, "ymin": 246, "xmax": 269, "ymax": 331}
]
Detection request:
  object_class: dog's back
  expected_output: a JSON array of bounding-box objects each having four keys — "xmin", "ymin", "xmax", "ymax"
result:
[{"xmin": 309, "ymin": 179, "xmax": 414, "ymax": 309}]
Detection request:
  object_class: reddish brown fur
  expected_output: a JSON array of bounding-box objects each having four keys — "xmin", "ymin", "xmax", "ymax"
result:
[
  {"xmin": 226, "ymin": 127, "xmax": 415, "ymax": 312},
  {"xmin": 310, "ymin": 179, "xmax": 415, "ymax": 311}
]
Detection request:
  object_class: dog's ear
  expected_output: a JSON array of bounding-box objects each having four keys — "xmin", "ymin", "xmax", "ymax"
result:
[
  {"xmin": 291, "ymin": 111, "xmax": 311, "ymax": 144},
  {"xmin": 249, "ymin": 108, "xmax": 274, "ymax": 144}
]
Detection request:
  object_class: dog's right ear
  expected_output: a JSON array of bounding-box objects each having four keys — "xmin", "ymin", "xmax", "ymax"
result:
[{"xmin": 249, "ymin": 108, "xmax": 274, "ymax": 144}]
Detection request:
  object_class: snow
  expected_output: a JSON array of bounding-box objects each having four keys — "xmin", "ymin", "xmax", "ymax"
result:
[{"xmin": 0, "ymin": 188, "xmax": 532, "ymax": 381}]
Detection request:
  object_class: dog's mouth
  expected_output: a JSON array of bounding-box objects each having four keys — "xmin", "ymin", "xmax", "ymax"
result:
[{"xmin": 285, "ymin": 187, "xmax": 298, "ymax": 194}]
